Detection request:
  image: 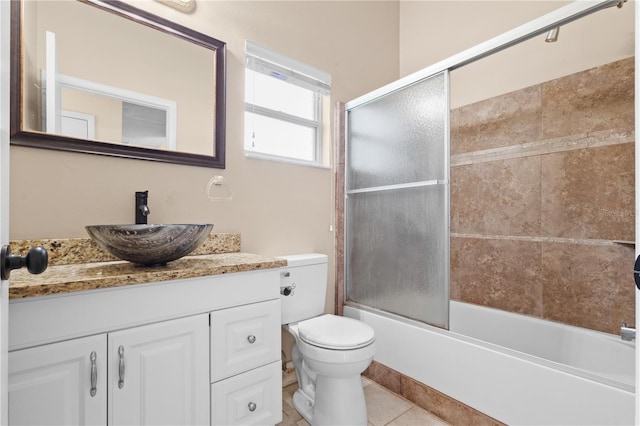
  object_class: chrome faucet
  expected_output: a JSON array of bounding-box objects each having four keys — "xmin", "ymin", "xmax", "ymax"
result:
[
  {"xmin": 135, "ymin": 191, "xmax": 151, "ymax": 224},
  {"xmin": 621, "ymin": 322, "xmax": 635, "ymax": 341}
]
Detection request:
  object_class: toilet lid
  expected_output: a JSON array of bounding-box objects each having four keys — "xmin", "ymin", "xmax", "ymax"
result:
[{"xmin": 298, "ymin": 314, "xmax": 375, "ymax": 350}]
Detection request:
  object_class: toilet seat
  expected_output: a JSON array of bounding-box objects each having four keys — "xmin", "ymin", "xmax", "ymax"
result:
[{"xmin": 298, "ymin": 314, "xmax": 375, "ymax": 350}]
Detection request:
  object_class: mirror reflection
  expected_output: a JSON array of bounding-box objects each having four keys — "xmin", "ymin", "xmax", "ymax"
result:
[{"xmin": 13, "ymin": 0, "xmax": 226, "ymax": 168}]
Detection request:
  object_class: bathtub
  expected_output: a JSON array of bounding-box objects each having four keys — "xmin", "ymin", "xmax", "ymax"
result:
[{"xmin": 345, "ymin": 301, "xmax": 635, "ymax": 425}]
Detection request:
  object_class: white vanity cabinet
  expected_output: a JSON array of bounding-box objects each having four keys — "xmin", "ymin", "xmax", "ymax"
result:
[
  {"xmin": 8, "ymin": 268, "xmax": 283, "ymax": 426},
  {"xmin": 9, "ymin": 315, "xmax": 209, "ymax": 426}
]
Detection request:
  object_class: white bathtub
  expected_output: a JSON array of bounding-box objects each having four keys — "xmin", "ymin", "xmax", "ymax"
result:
[{"xmin": 345, "ymin": 301, "xmax": 635, "ymax": 425}]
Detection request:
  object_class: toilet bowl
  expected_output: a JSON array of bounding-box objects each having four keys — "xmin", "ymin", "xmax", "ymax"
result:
[{"xmin": 279, "ymin": 254, "xmax": 376, "ymax": 426}]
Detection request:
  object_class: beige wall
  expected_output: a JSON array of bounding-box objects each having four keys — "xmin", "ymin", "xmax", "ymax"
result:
[
  {"xmin": 399, "ymin": 1, "xmax": 568, "ymax": 76},
  {"xmin": 10, "ymin": 1, "xmax": 400, "ymax": 323},
  {"xmin": 399, "ymin": 0, "xmax": 634, "ymax": 108}
]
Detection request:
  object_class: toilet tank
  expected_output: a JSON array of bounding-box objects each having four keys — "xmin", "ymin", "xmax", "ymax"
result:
[{"xmin": 278, "ymin": 253, "xmax": 328, "ymax": 325}]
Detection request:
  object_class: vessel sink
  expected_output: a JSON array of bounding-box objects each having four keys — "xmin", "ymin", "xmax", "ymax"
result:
[{"xmin": 85, "ymin": 224, "xmax": 213, "ymax": 266}]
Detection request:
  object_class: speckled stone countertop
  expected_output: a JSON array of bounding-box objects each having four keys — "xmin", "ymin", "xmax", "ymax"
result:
[{"xmin": 8, "ymin": 233, "xmax": 287, "ymax": 300}]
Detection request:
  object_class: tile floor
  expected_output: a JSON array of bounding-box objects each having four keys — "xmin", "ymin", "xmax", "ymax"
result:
[{"xmin": 279, "ymin": 376, "xmax": 450, "ymax": 426}]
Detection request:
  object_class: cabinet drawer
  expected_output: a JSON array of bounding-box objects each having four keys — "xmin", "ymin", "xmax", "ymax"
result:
[
  {"xmin": 211, "ymin": 361, "xmax": 282, "ymax": 426},
  {"xmin": 210, "ymin": 299, "xmax": 281, "ymax": 382}
]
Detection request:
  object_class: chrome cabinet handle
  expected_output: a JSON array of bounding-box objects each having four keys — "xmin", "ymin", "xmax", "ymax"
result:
[
  {"xmin": 118, "ymin": 346, "xmax": 125, "ymax": 389},
  {"xmin": 90, "ymin": 351, "xmax": 97, "ymax": 397},
  {"xmin": 248, "ymin": 401, "xmax": 257, "ymax": 412},
  {"xmin": 247, "ymin": 335, "xmax": 256, "ymax": 344}
]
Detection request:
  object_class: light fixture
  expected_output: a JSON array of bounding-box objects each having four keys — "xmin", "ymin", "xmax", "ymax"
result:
[{"xmin": 154, "ymin": 0, "xmax": 196, "ymax": 13}]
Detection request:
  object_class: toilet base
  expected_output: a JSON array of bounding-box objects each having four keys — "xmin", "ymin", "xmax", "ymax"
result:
[
  {"xmin": 292, "ymin": 374, "xmax": 367, "ymax": 426},
  {"xmin": 292, "ymin": 388, "xmax": 314, "ymax": 424}
]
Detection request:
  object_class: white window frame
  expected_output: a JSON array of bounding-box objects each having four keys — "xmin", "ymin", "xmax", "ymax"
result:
[
  {"xmin": 41, "ymin": 70, "xmax": 177, "ymax": 150},
  {"xmin": 244, "ymin": 41, "xmax": 331, "ymax": 167}
]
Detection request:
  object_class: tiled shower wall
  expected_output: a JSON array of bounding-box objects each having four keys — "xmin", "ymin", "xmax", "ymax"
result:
[{"xmin": 450, "ymin": 57, "xmax": 635, "ymax": 335}]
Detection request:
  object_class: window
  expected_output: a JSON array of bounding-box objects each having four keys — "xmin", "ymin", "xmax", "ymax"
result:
[{"xmin": 244, "ymin": 41, "xmax": 331, "ymax": 166}]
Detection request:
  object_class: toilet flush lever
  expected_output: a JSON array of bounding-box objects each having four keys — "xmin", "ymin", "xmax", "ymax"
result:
[
  {"xmin": 280, "ymin": 283, "xmax": 296, "ymax": 296},
  {"xmin": 280, "ymin": 271, "xmax": 295, "ymax": 296}
]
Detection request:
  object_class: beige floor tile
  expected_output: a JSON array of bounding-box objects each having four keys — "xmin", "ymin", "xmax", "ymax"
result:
[
  {"xmin": 387, "ymin": 406, "xmax": 450, "ymax": 426},
  {"xmin": 362, "ymin": 376, "xmax": 374, "ymax": 387},
  {"xmin": 282, "ymin": 401, "xmax": 303, "ymax": 422},
  {"xmin": 284, "ymin": 382, "xmax": 299, "ymax": 394},
  {"xmin": 282, "ymin": 385, "xmax": 303, "ymax": 422},
  {"xmin": 364, "ymin": 383, "xmax": 413, "ymax": 426},
  {"xmin": 278, "ymin": 414, "xmax": 300, "ymax": 426},
  {"xmin": 279, "ymin": 375, "xmax": 448, "ymax": 426}
]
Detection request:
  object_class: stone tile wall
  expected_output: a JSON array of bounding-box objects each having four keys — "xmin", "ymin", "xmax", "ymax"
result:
[{"xmin": 450, "ymin": 57, "xmax": 635, "ymax": 334}]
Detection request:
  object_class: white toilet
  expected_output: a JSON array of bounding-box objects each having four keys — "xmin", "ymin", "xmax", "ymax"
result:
[{"xmin": 279, "ymin": 253, "xmax": 376, "ymax": 426}]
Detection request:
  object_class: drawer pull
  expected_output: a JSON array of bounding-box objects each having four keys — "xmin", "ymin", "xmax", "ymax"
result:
[
  {"xmin": 90, "ymin": 351, "xmax": 97, "ymax": 397},
  {"xmin": 248, "ymin": 401, "xmax": 257, "ymax": 412},
  {"xmin": 247, "ymin": 335, "xmax": 256, "ymax": 344},
  {"xmin": 118, "ymin": 345, "xmax": 125, "ymax": 389}
]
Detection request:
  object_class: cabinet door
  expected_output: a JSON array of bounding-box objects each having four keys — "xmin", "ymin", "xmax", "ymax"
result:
[
  {"xmin": 8, "ymin": 334, "xmax": 107, "ymax": 426},
  {"xmin": 108, "ymin": 314, "xmax": 209, "ymax": 426}
]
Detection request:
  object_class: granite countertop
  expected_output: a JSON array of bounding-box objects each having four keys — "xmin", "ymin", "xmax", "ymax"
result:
[{"xmin": 8, "ymin": 233, "xmax": 287, "ymax": 300}]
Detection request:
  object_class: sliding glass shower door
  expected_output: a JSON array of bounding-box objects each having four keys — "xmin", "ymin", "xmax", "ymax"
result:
[{"xmin": 345, "ymin": 71, "xmax": 450, "ymax": 329}]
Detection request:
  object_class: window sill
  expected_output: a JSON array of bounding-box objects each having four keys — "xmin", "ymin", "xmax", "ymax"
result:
[{"xmin": 245, "ymin": 151, "xmax": 331, "ymax": 170}]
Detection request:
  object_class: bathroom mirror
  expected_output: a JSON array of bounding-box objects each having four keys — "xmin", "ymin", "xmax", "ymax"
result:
[{"xmin": 10, "ymin": 0, "xmax": 226, "ymax": 168}]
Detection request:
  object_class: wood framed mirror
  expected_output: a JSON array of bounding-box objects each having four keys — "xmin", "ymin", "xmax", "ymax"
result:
[{"xmin": 10, "ymin": 0, "xmax": 226, "ymax": 168}]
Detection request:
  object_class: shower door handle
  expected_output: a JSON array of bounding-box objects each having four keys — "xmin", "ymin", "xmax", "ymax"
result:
[{"xmin": 633, "ymin": 255, "xmax": 640, "ymax": 290}]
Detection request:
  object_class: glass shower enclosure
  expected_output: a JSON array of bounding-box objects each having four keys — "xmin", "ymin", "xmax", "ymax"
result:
[{"xmin": 345, "ymin": 71, "xmax": 450, "ymax": 329}]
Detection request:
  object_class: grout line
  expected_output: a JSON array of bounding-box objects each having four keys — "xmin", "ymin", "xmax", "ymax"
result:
[
  {"xmin": 383, "ymin": 407, "xmax": 413, "ymax": 426},
  {"xmin": 451, "ymin": 233, "xmax": 631, "ymax": 246},
  {"xmin": 451, "ymin": 127, "xmax": 634, "ymax": 166}
]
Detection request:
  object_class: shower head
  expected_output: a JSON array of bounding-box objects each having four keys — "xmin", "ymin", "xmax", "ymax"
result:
[{"xmin": 545, "ymin": 27, "xmax": 560, "ymax": 43}]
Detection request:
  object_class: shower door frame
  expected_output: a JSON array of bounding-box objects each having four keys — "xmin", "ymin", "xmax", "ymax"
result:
[
  {"xmin": 339, "ymin": 0, "xmax": 638, "ymax": 419},
  {"xmin": 634, "ymin": 2, "xmax": 639, "ymax": 423}
]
